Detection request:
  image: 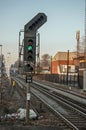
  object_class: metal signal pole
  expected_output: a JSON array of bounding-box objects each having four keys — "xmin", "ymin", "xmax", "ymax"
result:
[
  {"xmin": 25, "ymin": 75, "xmax": 32, "ymax": 124},
  {"xmin": 26, "ymin": 82, "xmax": 30, "ymax": 124}
]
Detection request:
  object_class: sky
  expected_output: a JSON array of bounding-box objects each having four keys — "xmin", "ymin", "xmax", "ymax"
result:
[{"xmin": 0, "ymin": 0, "xmax": 85, "ymax": 64}]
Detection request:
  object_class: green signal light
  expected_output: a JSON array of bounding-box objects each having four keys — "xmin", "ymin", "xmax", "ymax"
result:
[{"xmin": 27, "ymin": 45, "xmax": 33, "ymax": 51}]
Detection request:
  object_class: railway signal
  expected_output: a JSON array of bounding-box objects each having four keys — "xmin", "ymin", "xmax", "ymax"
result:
[
  {"xmin": 24, "ymin": 63, "xmax": 34, "ymax": 72},
  {"xmin": 24, "ymin": 36, "xmax": 36, "ymax": 72},
  {"xmin": 23, "ymin": 12, "xmax": 47, "ymax": 125},
  {"xmin": 24, "ymin": 37, "xmax": 36, "ymax": 62},
  {"xmin": 24, "ymin": 13, "xmax": 47, "ymax": 73},
  {"xmin": 24, "ymin": 13, "xmax": 47, "ymax": 32}
]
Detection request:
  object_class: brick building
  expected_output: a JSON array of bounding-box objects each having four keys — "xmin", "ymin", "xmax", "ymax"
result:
[{"xmin": 52, "ymin": 52, "xmax": 77, "ymax": 74}]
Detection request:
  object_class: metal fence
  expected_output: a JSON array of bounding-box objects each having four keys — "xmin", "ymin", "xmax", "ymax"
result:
[{"xmin": 36, "ymin": 73, "xmax": 82, "ymax": 88}]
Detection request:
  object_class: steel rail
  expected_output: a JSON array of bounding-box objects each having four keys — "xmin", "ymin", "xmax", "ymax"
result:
[
  {"xmin": 31, "ymin": 81, "xmax": 86, "ymax": 129},
  {"xmin": 13, "ymin": 76, "xmax": 86, "ymax": 129},
  {"xmin": 32, "ymin": 87, "xmax": 79, "ymax": 130},
  {"xmin": 13, "ymin": 77, "xmax": 79, "ymax": 130},
  {"xmin": 33, "ymin": 80, "xmax": 86, "ymax": 112}
]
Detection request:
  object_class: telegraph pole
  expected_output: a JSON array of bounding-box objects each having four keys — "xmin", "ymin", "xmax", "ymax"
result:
[
  {"xmin": 66, "ymin": 50, "xmax": 69, "ymax": 85},
  {"xmin": 51, "ymin": 56, "xmax": 52, "ymax": 74},
  {"xmin": 6, "ymin": 52, "xmax": 11, "ymax": 77}
]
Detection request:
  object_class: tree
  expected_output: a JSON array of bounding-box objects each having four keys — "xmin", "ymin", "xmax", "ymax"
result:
[
  {"xmin": 40, "ymin": 54, "xmax": 51, "ymax": 68},
  {"xmin": 14, "ymin": 59, "xmax": 23, "ymax": 68}
]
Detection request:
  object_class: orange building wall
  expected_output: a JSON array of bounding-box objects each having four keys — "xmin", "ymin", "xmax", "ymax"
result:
[
  {"xmin": 52, "ymin": 61, "xmax": 58, "ymax": 74},
  {"xmin": 52, "ymin": 60, "xmax": 75, "ymax": 74}
]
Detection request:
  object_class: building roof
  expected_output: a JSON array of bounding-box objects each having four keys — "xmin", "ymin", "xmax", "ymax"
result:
[{"xmin": 52, "ymin": 51, "xmax": 77, "ymax": 61}]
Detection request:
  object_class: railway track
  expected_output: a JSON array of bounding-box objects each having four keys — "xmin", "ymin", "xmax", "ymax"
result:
[
  {"xmin": 33, "ymin": 80, "xmax": 86, "ymax": 113},
  {"xmin": 13, "ymin": 76, "xmax": 86, "ymax": 130},
  {"xmin": 31, "ymin": 81, "xmax": 86, "ymax": 130}
]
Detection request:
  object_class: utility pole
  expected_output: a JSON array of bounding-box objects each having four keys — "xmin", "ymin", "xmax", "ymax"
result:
[
  {"xmin": 51, "ymin": 56, "xmax": 52, "ymax": 74},
  {"xmin": 6, "ymin": 52, "xmax": 11, "ymax": 77},
  {"xmin": 66, "ymin": 50, "xmax": 69, "ymax": 85}
]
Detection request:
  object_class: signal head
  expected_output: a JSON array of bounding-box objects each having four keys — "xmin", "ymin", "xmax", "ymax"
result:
[{"xmin": 24, "ymin": 37, "xmax": 36, "ymax": 63}]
